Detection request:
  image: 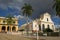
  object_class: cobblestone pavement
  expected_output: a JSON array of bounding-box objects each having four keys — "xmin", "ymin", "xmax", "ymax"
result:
[
  {"xmin": 0, "ymin": 33, "xmax": 60, "ymax": 40},
  {"xmin": 0, "ymin": 33, "xmax": 35, "ymax": 40}
]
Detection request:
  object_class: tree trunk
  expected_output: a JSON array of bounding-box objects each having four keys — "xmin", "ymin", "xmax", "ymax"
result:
[{"xmin": 26, "ymin": 16, "xmax": 29, "ymax": 36}]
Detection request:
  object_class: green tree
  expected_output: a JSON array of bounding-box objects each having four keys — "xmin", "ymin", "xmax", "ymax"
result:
[
  {"xmin": 6, "ymin": 14, "xmax": 14, "ymax": 32},
  {"xmin": 19, "ymin": 29, "xmax": 25, "ymax": 31},
  {"xmin": 21, "ymin": 3, "xmax": 33, "ymax": 35},
  {"xmin": 19, "ymin": 29, "xmax": 25, "ymax": 34},
  {"xmin": 53, "ymin": 0, "xmax": 60, "ymax": 17},
  {"xmin": 53, "ymin": 0, "xmax": 60, "ymax": 36}
]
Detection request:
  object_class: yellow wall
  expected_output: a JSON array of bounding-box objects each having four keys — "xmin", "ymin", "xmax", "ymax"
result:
[{"xmin": 0, "ymin": 17, "xmax": 18, "ymax": 32}]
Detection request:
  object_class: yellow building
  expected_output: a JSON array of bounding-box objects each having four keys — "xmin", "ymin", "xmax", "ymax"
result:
[{"xmin": 0, "ymin": 17, "xmax": 18, "ymax": 32}]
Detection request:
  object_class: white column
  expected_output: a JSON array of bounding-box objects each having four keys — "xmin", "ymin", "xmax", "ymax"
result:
[
  {"xmin": 5, "ymin": 26, "xmax": 7, "ymax": 32},
  {"xmin": 41, "ymin": 24, "xmax": 42, "ymax": 32},
  {"xmin": 10, "ymin": 26, "xmax": 12, "ymax": 32}
]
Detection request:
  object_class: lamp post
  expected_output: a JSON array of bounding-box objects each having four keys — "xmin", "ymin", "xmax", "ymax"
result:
[
  {"xmin": 32, "ymin": 19, "xmax": 39, "ymax": 40},
  {"xmin": 37, "ymin": 29, "xmax": 38, "ymax": 40},
  {"xmin": 36, "ymin": 25, "xmax": 39, "ymax": 40}
]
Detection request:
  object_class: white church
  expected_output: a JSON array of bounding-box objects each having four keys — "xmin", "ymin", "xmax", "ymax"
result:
[
  {"xmin": 20, "ymin": 12, "xmax": 56, "ymax": 32},
  {"xmin": 32, "ymin": 12, "xmax": 55, "ymax": 32}
]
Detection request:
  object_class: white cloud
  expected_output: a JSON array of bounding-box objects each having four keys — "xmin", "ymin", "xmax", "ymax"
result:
[
  {"xmin": 14, "ymin": 15, "xmax": 25, "ymax": 20},
  {"xmin": 14, "ymin": 15, "xmax": 33, "ymax": 22}
]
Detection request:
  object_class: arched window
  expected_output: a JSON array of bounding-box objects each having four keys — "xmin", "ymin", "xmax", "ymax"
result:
[
  {"xmin": 42, "ymin": 24, "xmax": 45, "ymax": 31},
  {"xmin": 3, "ymin": 20, "xmax": 5, "ymax": 23},
  {"xmin": 47, "ymin": 18, "xmax": 48, "ymax": 21},
  {"xmin": 13, "ymin": 21, "xmax": 15, "ymax": 24},
  {"xmin": 39, "ymin": 25, "xmax": 41, "ymax": 30}
]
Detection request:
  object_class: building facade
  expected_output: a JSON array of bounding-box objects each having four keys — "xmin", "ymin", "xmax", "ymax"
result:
[
  {"xmin": 19, "ymin": 12, "xmax": 56, "ymax": 32},
  {"xmin": 32, "ymin": 12, "xmax": 56, "ymax": 32},
  {"xmin": 0, "ymin": 17, "xmax": 18, "ymax": 32}
]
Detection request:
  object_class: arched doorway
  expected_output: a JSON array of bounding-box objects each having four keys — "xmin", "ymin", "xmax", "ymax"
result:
[
  {"xmin": 39, "ymin": 25, "xmax": 41, "ymax": 30},
  {"xmin": 7, "ymin": 26, "xmax": 10, "ymax": 31},
  {"xmin": 42, "ymin": 24, "xmax": 45, "ymax": 31},
  {"xmin": 2, "ymin": 26, "xmax": 6, "ymax": 32},
  {"xmin": 47, "ymin": 25, "xmax": 50, "ymax": 28},
  {"xmin": 12, "ymin": 26, "xmax": 16, "ymax": 31}
]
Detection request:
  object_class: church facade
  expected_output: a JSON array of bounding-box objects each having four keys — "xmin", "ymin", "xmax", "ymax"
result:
[
  {"xmin": 0, "ymin": 17, "xmax": 18, "ymax": 32},
  {"xmin": 32, "ymin": 12, "xmax": 55, "ymax": 32},
  {"xmin": 19, "ymin": 12, "xmax": 56, "ymax": 33}
]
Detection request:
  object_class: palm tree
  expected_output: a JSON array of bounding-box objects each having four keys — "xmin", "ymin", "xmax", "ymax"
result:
[
  {"xmin": 6, "ymin": 14, "xmax": 14, "ymax": 32},
  {"xmin": 53, "ymin": 0, "xmax": 60, "ymax": 17},
  {"xmin": 53, "ymin": 0, "xmax": 60, "ymax": 36},
  {"xmin": 21, "ymin": 3, "xmax": 33, "ymax": 35}
]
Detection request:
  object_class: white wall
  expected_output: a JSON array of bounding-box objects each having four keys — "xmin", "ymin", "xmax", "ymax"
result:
[
  {"xmin": 32, "ymin": 20, "xmax": 39, "ymax": 31},
  {"xmin": 40, "ymin": 13, "xmax": 55, "ymax": 31},
  {"xmin": 32, "ymin": 13, "xmax": 55, "ymax": 32}
]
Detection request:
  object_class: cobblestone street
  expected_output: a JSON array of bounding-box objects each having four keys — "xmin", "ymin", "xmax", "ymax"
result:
[{"xmin": 0, "ymin": 33, "xmax": 60, "ymax": 40}]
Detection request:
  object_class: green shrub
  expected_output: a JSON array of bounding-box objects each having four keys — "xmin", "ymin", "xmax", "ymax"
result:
[{"xmin": 43, "ymin": 28, "xmax": 53, "ymax": 33}]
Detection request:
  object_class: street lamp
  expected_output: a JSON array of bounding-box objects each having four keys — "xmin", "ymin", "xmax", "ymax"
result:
[
  {"xmin": 32, "ymin": 19, "xmax": 39, "ymax": 40},
  {"xmin": 36, "ymin": 24, "xmax": 39, "ymax": 40}
]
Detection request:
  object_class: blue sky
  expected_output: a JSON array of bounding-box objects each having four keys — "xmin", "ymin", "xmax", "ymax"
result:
[{"xmin": 0, "ymin": 0, "xmax": 60, "ymax": 26}]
